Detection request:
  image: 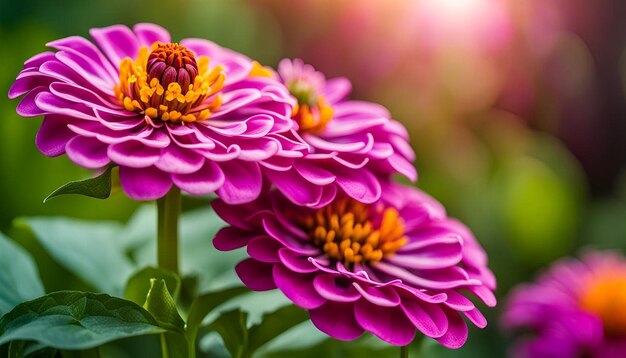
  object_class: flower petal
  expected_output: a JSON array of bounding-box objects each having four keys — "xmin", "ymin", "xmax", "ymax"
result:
[
  {"xmin": 248, "ymin": 236, "xmax": 282, "ymax": 263},
  {"xmin": 273, "ymin": 264, "xmax": 325, "ymax": 309},
  {"xmin": 119, "ymin": 165, "xmax": 173, "ymax": 200},
  {"xmin": 90, "ymin": 25, "xmax": 139, "ymax": 67},
  {"xmin": 310, "ymin": 301, "xmax": 364, "ymax": 341},
  {"xmin": 213, "ymin": 227, "xmax": 255, "ymax": 251},
  {"xmin": 435, "ymin": 310, "xmax": 469, "ymax": 349},
  {"xmin": 36, "ymin": 116, "xmax": 76, "ymax": 157},
  {"xmin": 313, "ymin": 274, "xmax": 361, "ymax": 302},
  {"xmin": 133, "ymin": 23, "xmax": 171, "ymax": 47},
  {"xmin": 354, "ymin": 299, "xmax": 416, "ymax": 346},
  {"xmin": 216, "ymin": 161, "xmax": 262, "ymax": 204},
  {"xmin": 65, "ymin": 136, "xmax": 110, "ymax": 168},
  {"xmin": 171, "ymin": 161, "xmax": 225, "ymax": 195},
  {"xmin": 155, "ymin": 145, "xmax": 205, "ymax": 174},
  {"xmin": 401, "ymin": 298, "xmax": 448, "ymax": 339},
  {"xmin": 235, "ymin": 259, "xmax": 276, "ymax": 291}
]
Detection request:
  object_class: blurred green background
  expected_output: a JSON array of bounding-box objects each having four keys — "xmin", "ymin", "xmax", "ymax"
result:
[{"xmin": 1, "ymin": 0, "xmax": 625, "ymax": 356}]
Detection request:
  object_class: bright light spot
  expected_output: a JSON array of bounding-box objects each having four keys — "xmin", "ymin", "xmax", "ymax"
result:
[
  {"xmin": 423, "ymin": 0, "xmax": 479, "ymax": 16},
  {"xmin": 409, "ymin": 0, "xmax": 513, "ymax": 50},
  {"xmin": 421, "ymin": 0, "xmax": 490, "ymax": 22}
]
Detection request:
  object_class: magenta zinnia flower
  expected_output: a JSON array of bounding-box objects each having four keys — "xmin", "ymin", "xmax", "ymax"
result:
[
  {"xmin": 212, "ymin": 183, "xmax": 496, "ymax": 347},
  {"xmin": 256, "ymin": 59, "xmax": 416, "ymax": 208},
  {"xmin": 9, "ymin": 24, "xmax": 304, "ymax": 202},
  {"xmin": 503, "ymin": 251, "xmax": 626, "ymax": 358}
]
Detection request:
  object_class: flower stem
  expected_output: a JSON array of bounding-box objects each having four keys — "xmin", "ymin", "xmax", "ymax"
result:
[
  {"xmin": 400, "ymin": 345, "xmax": 409, "ymax": 358},
  {"xmin": 157, "ymin": 187, "xmax": 181, "ymax": 275}
]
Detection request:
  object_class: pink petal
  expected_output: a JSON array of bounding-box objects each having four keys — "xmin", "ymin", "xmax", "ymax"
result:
[
  {"xmin": 213, "ymin": 227, "xmax": 255, "ymax": 251},
  {"xmin": 118, "ymin": 166, "xmax": 173, "ymax": 200},
  {"xmin": 108, "ymin": 140, "xmax": 161, "ymax": 168},
  {"xmin": 310, "ymin": 301, "xmax": 364, "ymax": 341},
  {"xmin": 235, "ymin": 259, "xmax": 276, "ymax": 291},
  {"xmin": 354, "ymin": 300, "xmax": 416, "ymax": 346},
  {"xmin": 333, "ymin": 166, "xmax": 381, "ymax": 204},
  {"xmin": 273, "ymin": 264, "xmax": 325, "ymax": 309},
  {"xmin": 278, "ymin": 248, "xmax": 318, "ymax": 273},
  {"xmin": 171, "ymin": 161, "xmax": 225, "ymax": 195},
  {"xmin": 352, "ymin": 283, "xmax": 401, "ymax": 307},
  {"xmin": 313, "ymin": 274, "xmax": 361, "ymax": 302},
  {"xmin": 154, "ymin": 145, "xmax": 205, "ymax": 174},
  {"xmin": 65, "ymin": 136, "xmax": 110, "ymax": 168},
  {"xmin": 435, "ymin": 310, "xmax": 469, "ymax": 349},
  {"xmin": 133, "ymin": 23, "xmax": 171, "ymax": 47},
  {"xmin": 264, "ymin": 168, "xmax": 323, "ymax": 207},
  {"xmin": 322, "ymin": 77, "xmax": 351, "ymax": 103},
  {"xmin": 463, "ymin": 308, "xmax": 487, "ymax": 328},
  {"xmin": 247, "ymin": 236, "xmax": 282, "ymax": 263},
  {"xmin": 36, "ymin": 116, "xmax": 76, "ymax": 157},
  {"xmin": 216, "ymin": 161, "xmax": 262, "ymax": 204},
  {"xmin": 401, "ymin": 299, "xmax": 448, "ymax": 338},
  {"xmin": 17, "ymin": 87, "xmax": 48, "ymax": 117},
  {"xmin": 89, "ymin": 25, "xmax": 139, "ymax": 67},
  {"xmin": 294, "ymin": 162, "xmax": 336, "ymax": 186}
]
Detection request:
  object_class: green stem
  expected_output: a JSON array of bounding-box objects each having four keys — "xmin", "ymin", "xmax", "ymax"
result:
[
  {"xmin": 157, "ymin": 187, "xmax": 181, "ymax": 275},
  {"xmin": 401, "ymin": 345, "xmax": 409, "ymax": 358}
]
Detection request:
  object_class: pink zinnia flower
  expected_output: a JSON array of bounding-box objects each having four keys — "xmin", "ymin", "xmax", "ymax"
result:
[
  {"xmin": 9, "ymin": 24, "xmax": 304, "ymax": 202},
  {"xmin": 503, "ymin": 251, "xmax": 626, "ymax": 358},
  {"xmin": 212, "ymin": 183, "xmax": 496, "ymax": 347},
  {"xmin": 257, "ymin": 59, "xmax": 416, "ymax": 208}
]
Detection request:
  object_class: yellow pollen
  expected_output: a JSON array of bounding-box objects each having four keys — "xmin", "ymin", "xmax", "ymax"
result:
[
  {"xmin": 292, "ymin": 96, "xmax": 334, "ymax": 134},
  {"xmin": 580, "ymin": 272, "xmax": 626, "ymax": 337},
  {"xmin": 302, "ymin": 198, "xmax": 408, "ymax": 267},
  {"xmin": 114, "ymin": 42, "xmax": 225, "ymax": 124},
  {"xmin": 248, "ymin": 61, "xmax": 274, "ymax": 78}
]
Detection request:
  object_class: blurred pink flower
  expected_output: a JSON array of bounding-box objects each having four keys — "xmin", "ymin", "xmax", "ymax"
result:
[{"xmin": 504, "ymin": 251, "xmax": 626, "ymax": 358}]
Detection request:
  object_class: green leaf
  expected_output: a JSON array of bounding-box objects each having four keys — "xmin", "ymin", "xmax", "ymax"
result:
[
  {"xmin": 14, "ymin": 218, "xmax": 133, "ymax": 296},
  {"xmin": 124, "ymin": 266, "xmax": 181, "ymax": 306},
  {"xmin": 43, "ymin": 166, "xmax": 114, "ymax": 203},
  {"xmin": 205, "ymin": 309, "xmax": 248, "ymax": 358},
  {"xmin": 0, "ymin": 232, "xmax": 45, "ymax": 315},
  {"xmin": 141, "ymin": 279, "xmax": 187, "ymax": 358},
  {"xmin": 187, "ymin": 287, "xmax": 249, "ymax": 337},
  {"xmin": 143, "ymin": 279, "xmax": 185, "ymax": 333},
  {"xmin": 248, "ymin": 305, "xmax": 309, "ymax": 354},
  {"xmin": 186, "ymin": 286, "xmax": 248, "ymax": 356},
  {"xmin": 0, "ymin": 291, "xmax": 165, "ymax": 350}
]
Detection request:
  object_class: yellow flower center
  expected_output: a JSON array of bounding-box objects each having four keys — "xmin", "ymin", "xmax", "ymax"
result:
[
  {"xmin": 301, "ymin": 199, "xmax": 408, "ymax": 267},
  {"xmin": 115, "ymin": 42, "xmax": 225, "ymax": 123},
  {"xmin": 286, "ymin": 79, "xmax": 333, "ymax": 134},
  {"xmin": 580, "ymin": 272, "xmax": 626, "ymax": 337}
]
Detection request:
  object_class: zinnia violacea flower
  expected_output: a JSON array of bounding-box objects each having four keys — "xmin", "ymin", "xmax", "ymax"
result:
[
  {"xmin": 503, "ymin": 251, "xmax": 626, "ymax": 358},
  {"xmin": 254, "ymin": 59, "xmax": 417, "ymax": 208},
  {"xmin": 9, "ymin": 23, "xmax": 305, "ymax": 202},
  {"xmin": 212, "ymin": 182, "xmax": 496, "ymax": 347}
]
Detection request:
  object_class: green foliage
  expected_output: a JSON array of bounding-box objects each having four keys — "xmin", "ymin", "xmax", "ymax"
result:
[
  {"xmin": 247, "ymin": 305, "xmax": 309, "ymax": 354},
  {"xmin": 202, "ymin": 305, "xmax": 310, "ymax": 358},
  {"xmin": 206, "ymin": 309, "xmax": 249, "ymax": 358},
  {"xmin": 44, "ymin": 167, "xmax": 114, "ymax": 203},
  {"xmin": 0, "ymin": 291, "xmax": 165, "ymax": 350},
  {"xmin": 0, "ymin": 232, "xmax": 44, "ymax": 315},
  {"xmin": 186, "ymin": 287, "xmax": 249, "ymax": 356},
  {"xmin": 144, "ymin": 279, "xmax": 185, "ymax": 333},
  {"xmin": 125, "ymin": 266, "xmax": 181, "ymax": 305},
  {"xmin": 14, "ymin": 217, "xmax": 133, "ymax": 296}
]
